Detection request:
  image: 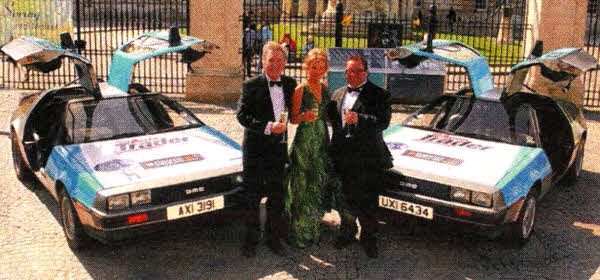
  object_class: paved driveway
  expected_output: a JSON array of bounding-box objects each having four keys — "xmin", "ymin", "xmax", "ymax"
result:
[{"xmin": 1, "ymin": 90, "xmax": 600, "ymax": 280}]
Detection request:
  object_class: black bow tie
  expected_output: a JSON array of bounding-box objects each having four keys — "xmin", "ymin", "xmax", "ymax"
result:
[
  {"xmin": 347, "ymin": 86, "xmax": 362, "ymax": 93},
  {"xmin": 269, "ymin": 80, "xmax": 282, "ymax": 87}
]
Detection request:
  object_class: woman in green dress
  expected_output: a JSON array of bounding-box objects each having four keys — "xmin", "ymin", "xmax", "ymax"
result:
[{"xmin": 285, "ymin": 48, "xmax": 334, "ymax": 248}]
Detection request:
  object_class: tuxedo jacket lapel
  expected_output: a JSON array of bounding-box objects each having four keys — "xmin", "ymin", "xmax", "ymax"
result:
[
  {"xmin": 333, "ymin": 88, "xmax": 346, "ymax": 125},
  {"xmin": 258, "ymin": 74, "xmax": 275, "ymax": 121},
  {"xmin": 332, "ymin": 89, "xmax": 348, "ymax": 116},
  {"xmin": 353, "ymin": 81, "xmax": 375, "ymax": 113},
  {"xmin": 351, "ymin": 93, "xmax": 364, "ymax": 112}
]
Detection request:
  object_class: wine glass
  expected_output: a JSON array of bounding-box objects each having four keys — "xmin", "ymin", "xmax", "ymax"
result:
[
  {"xmin": 279, "ymin": 108, "xmax": 288, "ymax": 144},
  {"xmin": 309, "ymin": 102, "xmax": 320, "ymax": 120},
  {"xmin": 344, "ymin": 108, "xmax": 353, "ymax": 138}
]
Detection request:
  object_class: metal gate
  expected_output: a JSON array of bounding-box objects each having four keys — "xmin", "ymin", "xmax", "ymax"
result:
[
  {"xmin": 585, "ymin": 0, "xmax": 600, "ymax": 108},
  {"xmin": 242, "ymin": 0, "xmax": 531, "ymax": 91},
  {"xmin": 1, "ymin": 0, "xmax": 190, "ymax": 93}
]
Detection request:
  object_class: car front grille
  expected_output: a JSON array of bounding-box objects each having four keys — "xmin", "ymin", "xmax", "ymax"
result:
[
  {"xmin": 152, "ymin": 174, "xmax": 236, "ymax": 205},
  {"xmin": 384, "ymin": 172, "xmax": 450, "ymax": 200}
]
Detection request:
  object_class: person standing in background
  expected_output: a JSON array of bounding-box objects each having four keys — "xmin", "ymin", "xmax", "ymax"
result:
[
  {"xmin": 447, "ymin": 6, "xmax": 457, "ymax": 33},
  {"xmin": 257, "ymin": 21, "xmax": 274, "ymax": 72},
  {"xmin": 301, "ymin": 35, "xmax": 315, "ymax": 59},
  {"xmin": 243, "ymin": 23, "xmax": 260, "ymax": 77}
]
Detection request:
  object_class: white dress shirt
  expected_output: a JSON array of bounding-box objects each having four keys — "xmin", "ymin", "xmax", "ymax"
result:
[
  {"xmin": 264, "ymin": 76, "xmax": 285, "ymax": 135},
  {"xmin": 341, "ymin": 80, "xmax": 366, "ymax": 127}
]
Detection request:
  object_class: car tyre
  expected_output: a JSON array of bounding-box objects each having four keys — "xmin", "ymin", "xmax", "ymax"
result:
[
  {"xmin": 563, "ymin": 139, "xmax": 585, "ymax": 186},
  {"xmin": 505, "ymin": 192, "xmax": 536, "ymax": 248},
  {"xmin": 59, "ymin": 188, "xmax": 90, "ymax": 250},
  {"xmin": 11, "ymin": 130, "xmax": 36, "ymax": 186}
]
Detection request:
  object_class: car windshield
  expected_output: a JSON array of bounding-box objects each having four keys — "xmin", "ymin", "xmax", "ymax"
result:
[
  {"xmin": 402, "ymin": 95, "xmax": 518, "ymax": 144},
  {"xmin": 65, "ymin": 95, "xmax": 202, "ymax": 144}
]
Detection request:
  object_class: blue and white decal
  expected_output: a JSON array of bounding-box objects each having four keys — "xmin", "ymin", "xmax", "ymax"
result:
[
  {"xmin": 45, "ymin": 128, "xmax": 243, "ymax": 208},
  {"xmin": 383, "ymin": 126, "xmax": 551, "ymax": 201}
]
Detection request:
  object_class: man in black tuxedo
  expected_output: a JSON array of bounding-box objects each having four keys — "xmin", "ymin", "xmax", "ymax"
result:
[
  {"xmin": 328, "ymin": 55, "xmax": 393, "ymax": 258},
  {"xmin": 236, "ymin": 41, "xmax": 297, "ymax": 258}
]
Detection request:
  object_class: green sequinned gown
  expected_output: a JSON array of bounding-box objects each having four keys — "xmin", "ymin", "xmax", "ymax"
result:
[{"xmin": 285, "ymin": 84, "xmax": 336, "ymax": 248}]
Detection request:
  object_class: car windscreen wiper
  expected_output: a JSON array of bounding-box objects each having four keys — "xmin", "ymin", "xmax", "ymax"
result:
[
  {"xmin": 453, "ymin": 131, "xmax": 512, "ymax": 144},
  {"xmin": 150, "ymin": 123, "xmax": 203, "ymax": 134},
  {"xmin": 101, "ymin": 132, "xmax": 146, "ymax": 141},
  {"xmin": 402, "ymin": 124, "xmax": 452, "ymax": 134}
]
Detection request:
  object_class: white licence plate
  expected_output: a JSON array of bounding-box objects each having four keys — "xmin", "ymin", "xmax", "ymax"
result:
[
  {"xmin": 167, "ymin": 196, "xmax": 225, "ymax": 220},
  {"xmin": 378, "ymin": 195, "xmax": 433, "ymax": 220}
]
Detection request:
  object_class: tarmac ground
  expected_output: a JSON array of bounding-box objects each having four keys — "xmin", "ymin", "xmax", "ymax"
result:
[{"xmin": 1, "ymin": 89, "xmax": 600, "ymax": 280}]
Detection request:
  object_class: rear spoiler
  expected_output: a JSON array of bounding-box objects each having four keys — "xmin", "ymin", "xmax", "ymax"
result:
[
  {"xmin": 107, "ymin": 27, "xmax": 219, "ymax": 92},
  {"xmin": 1, "ymin": 34, "xmax": 100, "ymax": 97}
]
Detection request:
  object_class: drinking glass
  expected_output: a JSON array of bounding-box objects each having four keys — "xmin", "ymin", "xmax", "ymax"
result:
[
  {"xmin": 344, "ymin": 108, "xmax": 353, "ymax": 138},
  {"xmin": 279, "ymin": 109, "xmax": 288, "ymax": 144}
]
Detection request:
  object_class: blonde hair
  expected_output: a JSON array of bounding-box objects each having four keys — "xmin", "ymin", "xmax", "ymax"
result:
[
  {"xmin": 262, "ymin": 41, "xmax": 288, "ymax": 62},
  {"xmin": 302, "ymin": 48, "xmax": 328, "ymax": 72}
]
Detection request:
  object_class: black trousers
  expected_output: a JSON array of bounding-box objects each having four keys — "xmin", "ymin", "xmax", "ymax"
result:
[
  {"xmin": 337, "ymin": 164, "xmax": 383, "ymax": 241},
  {"xmin": 243, "ymin": 160, "xmax": 287, "ymax": 245}
]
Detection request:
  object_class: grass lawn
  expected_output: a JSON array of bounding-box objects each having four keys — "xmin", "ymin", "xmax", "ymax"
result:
[{"xmin": 270, "ymin": 22, "xmax": 524, "ymax": 64}]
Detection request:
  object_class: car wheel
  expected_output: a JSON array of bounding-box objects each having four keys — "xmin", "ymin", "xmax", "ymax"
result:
[
  {"xmin": 563, "ymin": 140, "xmax": 585, "ymax": 186},
  {"xmin": 505, "ymin": 192, "xmax": 536, "ymax": 247},
  {"xmin": 59, "ymin": 189, "xmax": 89, "ymax": 250},
  {"xmin": 11, "ymin": 130, "xmax": 35, "ymax": 185}
]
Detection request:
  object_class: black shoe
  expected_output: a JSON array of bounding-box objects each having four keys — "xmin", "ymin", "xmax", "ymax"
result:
[
  {"xmin": 242, "ymin": 244, "xmax": 256, "ymax": 258},
  {"xmin": 333, "ymin": 236, "xmax": 354, "ymax": 249},
  {"xmin": 360, "ymin": 238, "xmax": 378, "ymax": 258},
  {"xmin": 266, "ymin": 239, "xmax": 288, "ymax": 257}
]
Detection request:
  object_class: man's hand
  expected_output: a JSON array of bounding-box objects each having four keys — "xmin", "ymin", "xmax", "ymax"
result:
[
  {"xmin": 270, "ymin": 122, "xmax": 287, "ymax": 134},
  {"xmin": 344, "ymin": 111, "xmax": 358, "ymax": 125},
  {"xmin": 302, "ymin": 111, "xmax": 317, "ymax": 122}
]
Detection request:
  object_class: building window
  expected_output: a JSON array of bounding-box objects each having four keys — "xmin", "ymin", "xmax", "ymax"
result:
[{"xmin": 476, "ymin": 0, "xmax": 487, "ymax": 10}]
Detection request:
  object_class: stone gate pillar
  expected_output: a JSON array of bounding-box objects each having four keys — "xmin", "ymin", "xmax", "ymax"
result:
[
  {"xmin": 390, "ymin": 0, "xmax": 400, "ymax": 17},
  {"xmin": 298, "ymin": 0, "xmax": 310, "ymax": 16},
  {"xmin": 403, "ymin": 0, "xmax": 415, "ymax": 19},
  {"xmin": 185, "ymin": 0, "xmax": 244, "ymax": 102},
  {"xmin": 316, "ymin": 0, "xmax": 326, "ymax": 16},
  {"xmin": 524, "ymin": 0, "xmax": 590, "ymax": 108},
  {"xmin": 525, "ymin": 0, "xmax": 588, "ymax": 53},
  {"xmin": 282, "ymin": 0, "xmax": 294, "ymax": 16}
]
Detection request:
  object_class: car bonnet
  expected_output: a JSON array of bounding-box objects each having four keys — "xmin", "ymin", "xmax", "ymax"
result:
[
  {"xmin": 383, "ymin": 125, "xmax": 545, "ymax": 194},
  {"xmin": 61, "ymin": 127, "xmax": 242, "ymax": 190}
]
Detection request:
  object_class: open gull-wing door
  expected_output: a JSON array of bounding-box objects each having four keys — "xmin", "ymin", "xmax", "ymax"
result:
[
  {"xmin": 1, "ymin": 35, "xmax": 99, "ymax": 97},
  {"xmin": 386, "ymin": 40, "xmax": 496, "ymax": 100},
  {"xmin": 506, "ymin": 47, "xmax": 598, "ymax": 95},
  {"xmin": 107, "ymin": 28, "xmax": 219, "ymax": 92}
]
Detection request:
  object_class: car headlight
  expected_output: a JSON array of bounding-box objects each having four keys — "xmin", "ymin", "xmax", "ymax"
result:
[
  {"xmin": 450, "ymin": 187, "xmax": 470, "ymax": 203},
  {"xmin": 108, "ymin": 194, "xmax": 130, "ymax": 210},
  {"xmin": 131, "ymin": 190, "xmax": 151, "ymax": 206},
  {"xmin": 231, "ymin": 174, "xmax": 243, "ymax": 184},
  {"xmin": 471, "ymin": 191, "xmax": 492, "ymax": 207}
]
